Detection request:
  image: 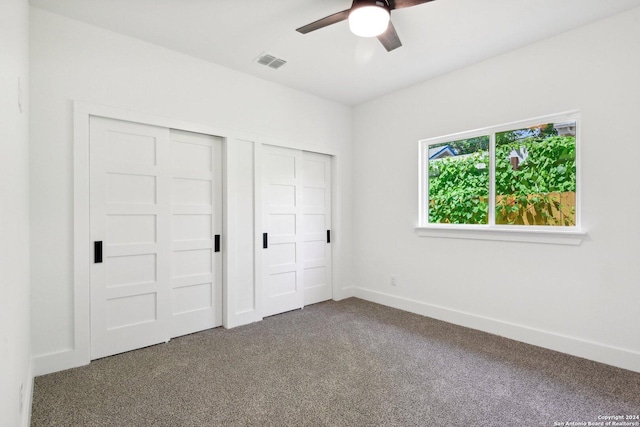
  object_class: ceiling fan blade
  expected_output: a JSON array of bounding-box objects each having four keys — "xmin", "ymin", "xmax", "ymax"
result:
[
  {"xmin": 377, "ymin": 21, "xmax": 402, "ymax": 51},
  {"xmin": 388, "ymin": 0, "xmax": 435, "ymax": 10},
  {"xmin": 296, "ymin": 9, "xmax": 350, "ymax": 34}
]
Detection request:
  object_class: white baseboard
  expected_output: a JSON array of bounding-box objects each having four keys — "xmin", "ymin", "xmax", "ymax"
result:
[
  {"xmin": 225, "ymin": 311, "xmax": 262, "ymax": 329},
  {"xmin": 332, "ymin": 286, "xmax": 355, "ymax": 301},
  {"xmin": 33, "ymin": 348, "xmax": 89, "ymax": 377},
  {"xmin": 351, "ymin": 287, "xmax": 640, "ymax": 373},
  {"xmin": 21, "ymin": 361, "xmax": 33, "ymax": 427},
  {"xmin": 35, "ymin": 287, "xmax": 638, "ymax": 375}
]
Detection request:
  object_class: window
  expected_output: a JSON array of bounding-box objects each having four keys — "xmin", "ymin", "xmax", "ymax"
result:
[
  {"xmin": 427, "ymin": 136, "xmax": 490, "ymax": 225},
  {"xmin": 418, "ymin": 112, "xmax": 584, "ymax": 244}
]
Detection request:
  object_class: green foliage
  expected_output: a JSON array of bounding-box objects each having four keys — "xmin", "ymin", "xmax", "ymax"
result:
[
  {"xmin": 494, "ymin": 135, "xmax": 576, "ymax": 225},
  {"xmin": 429, "ymin": 151, "xmax": 489, "ymax": 224},
  {"xmin": 495, "ymin": 135, "xmax": 576, "ymax": 195},
  {"xmin": 447, "ymin": 136, "xmax": 489, "ymax": 155},
  {"xmin": 428, "ymin": 135, "xmax": 576, "ymax": 225}
]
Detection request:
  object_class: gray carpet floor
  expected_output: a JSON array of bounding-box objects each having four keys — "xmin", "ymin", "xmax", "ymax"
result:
[{"xmin": 32, "ymin": 298, "xmax": 640, "ymax": 426}]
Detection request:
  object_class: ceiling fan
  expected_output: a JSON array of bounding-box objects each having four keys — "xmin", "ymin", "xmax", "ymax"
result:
[{"xmin": 296, "ymin": 0, "xmax": 435, "ymax": 52}]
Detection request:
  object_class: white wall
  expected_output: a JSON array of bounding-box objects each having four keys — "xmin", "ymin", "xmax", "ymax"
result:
[
  {"xmin": 30, "ymin": 8, "xmax": 353, "ymax": 374},
  {"xmin": 30, "ymin": 2, "xmax": 639, "ymax": 379},
  {"xmin": 0, "ymin": 0, "xmax": 32, "ymax": 424},
  {"xmin": 352, "ymin": 7, "xmax": 640, "ymax": 372}
]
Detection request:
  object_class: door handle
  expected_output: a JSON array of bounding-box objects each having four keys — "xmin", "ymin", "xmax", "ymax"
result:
[
  {"xmin": 214, "ymin": 235, "xmax": 221, "ymax": 253},
  {"xmin": 94, "ymin": 241, "xmax": 103, "ymax": 263},
  {"xmin": 263, "ymin": 233, "xmax": 268, "ymax": 249},
  {"xmin": 327, "ymin": 230, "xmax": 331, "ymax": 244}
]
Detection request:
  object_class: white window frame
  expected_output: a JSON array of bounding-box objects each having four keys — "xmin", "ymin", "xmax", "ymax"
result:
[{"xmin": 416, "ymin": 111, "xmax": 586, "ymax": 245}]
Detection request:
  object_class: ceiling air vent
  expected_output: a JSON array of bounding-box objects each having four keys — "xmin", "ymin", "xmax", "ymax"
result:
[
  {"xmin": 268, "ymin": 59, "xmax": 287, "ymax": 69},
  {"xmin": 255, "ymin": 53, "xmax": 287, "ymax": 70}
]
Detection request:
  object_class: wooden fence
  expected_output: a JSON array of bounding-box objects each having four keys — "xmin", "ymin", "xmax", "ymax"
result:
[{"xmin": 495, "ymin": 191, "xmax": 575, "ymax": 226}]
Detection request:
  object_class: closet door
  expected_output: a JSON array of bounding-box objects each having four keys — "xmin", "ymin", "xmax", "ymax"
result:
[
  {"xmin": 90, "ymin": 117, "xmax": 222, "ymax": 359},
  {"xmin": 90, "ymin": 117, "xmax": 172, "ymax": 359},
  {"xmin": 302, "ymin": 152, "xmax": 332, "ymax": 306},
  {"xmin": 262, "ymin": 146, "xmax": 305, "ymax": 317},
  {"xmin": 262, "ymin": 146, "xmax": 332, "ymax": 317},
  {"xmin": 262, "ymin": 146, "xmax": 303, "ymax": 316},
  {"xmin": 169, "ymin": 129, "xmax": 222, "ymax": 338}
]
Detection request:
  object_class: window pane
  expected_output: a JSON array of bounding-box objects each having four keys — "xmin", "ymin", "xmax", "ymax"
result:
[
  {"xmin": 495, "ymin": 122, "xmax": 576, "ymax": 226},
  {"xmin": 428, "ymin": 136, "xmax": 489, "ymax": 224}
]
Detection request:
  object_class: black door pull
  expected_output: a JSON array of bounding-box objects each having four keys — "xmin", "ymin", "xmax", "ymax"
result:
[
  {"xmin": 214, "ymin": 235, "xmax": 221, "ymax": 253},
  {"xmin": 94, "ymin": 241, "xmax": 103, "ymax": 263},
  {"xmin": 327, "ymin": 230, "xmax": 331, "ymax": 244},
  {"xmin": 263, "ymin": 233, "xmax": 268, "ymax": 249}
]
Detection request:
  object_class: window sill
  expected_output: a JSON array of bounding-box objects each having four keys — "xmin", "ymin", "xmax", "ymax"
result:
[{"xmin": 415, "ymin": 225, "xmax": 586, "ymax": 245}]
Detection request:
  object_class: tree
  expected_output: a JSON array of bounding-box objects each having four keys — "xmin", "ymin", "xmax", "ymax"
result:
[
  {"xmin": 446, "ymin": 136, "xmax": 489, "ymax": 155},
  {"xmin": 496, "ymin": 123, "xmax": 557, "ymax": 146}
]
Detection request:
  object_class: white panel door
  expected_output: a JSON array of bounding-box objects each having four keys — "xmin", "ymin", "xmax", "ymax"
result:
[
  {"xmin": 90, "ymin": 117, "xmax": 222, "ymax": 360},
  {"xmin": 302, "ymin": 152, "xmax": 332, "ymax": 306},
  {"xmin": 169, "ymin": 129, "xmax": 222, "ymax": 338},
  {"xmin": 90, "ymin": 116, "xmax": 172, "ymax": 359},
  {"xmin": 262, "ymin": 146, "xmax": 304, "ymax": 317},
  {"xmin": 262, "ymin": 146, "xmax": 332, "ymax": 317}
]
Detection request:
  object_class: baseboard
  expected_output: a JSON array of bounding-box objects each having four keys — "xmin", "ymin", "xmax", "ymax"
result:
[
  {"xmin": 332, "ymin": 286, "xmax": 355, "ymax": 301},
  {"xmin": 33, "ymin": 348, "xmax": 89, "ymax": 377},
  {"xmin": 22, "ymin": 361, "xmax": 33, "ymax": 427},
  {"xmin": 351, "ymin": 287, "xmax": 640, "ymax": 373},
  {"xmin": 35, "ymin": 287, "xmax": 638, "ymax": 374},
  {"xmin": 225, "ymin": 310, "xmax": 262, "ymax": 329}
]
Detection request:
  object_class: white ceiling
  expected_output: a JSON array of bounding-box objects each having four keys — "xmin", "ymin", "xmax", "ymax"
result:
[{"xmin": 29, "ymin": 0, "xmax": 640, "ymax": 106}]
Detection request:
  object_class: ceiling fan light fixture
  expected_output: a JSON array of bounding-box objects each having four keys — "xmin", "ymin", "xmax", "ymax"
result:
[{"xmin": 348, "ymin": 2, "xmax": 390, "ymax": 38}]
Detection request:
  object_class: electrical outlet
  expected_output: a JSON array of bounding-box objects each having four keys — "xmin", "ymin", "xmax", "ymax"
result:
[{"xmin": 391, "ymin": 274, "xmax": 398, "ymax": 286}]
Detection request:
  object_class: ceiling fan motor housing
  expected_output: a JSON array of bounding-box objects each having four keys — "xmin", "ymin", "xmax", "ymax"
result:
[
  {"xmin": 350, "ymin": 0, "xmax": 391, "ymax": 14},
  {"xmin": 349, "ymin": 0, "xmax": 391, "ymax": 37}
]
